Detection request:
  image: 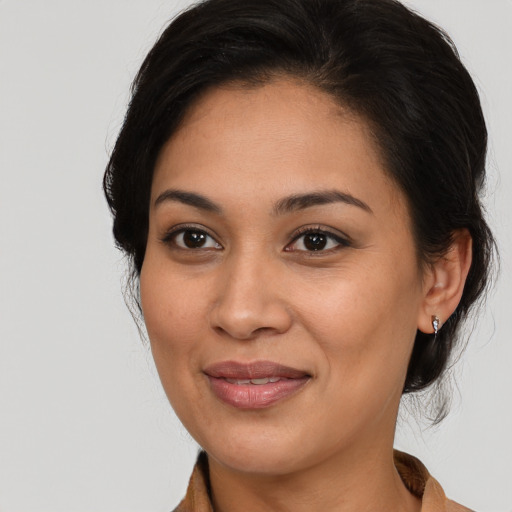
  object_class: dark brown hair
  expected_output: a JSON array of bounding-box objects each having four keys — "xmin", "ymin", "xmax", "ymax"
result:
[{"xmin": 104, "ymin": 0, "xmax": 495, "ymax": 416}]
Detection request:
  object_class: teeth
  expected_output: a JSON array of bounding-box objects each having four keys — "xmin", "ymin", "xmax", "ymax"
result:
[
  {"xmin": 250, "ymin": 378, "xmax": 270, "ymax": 385},
  {"xmin": 225, "ymin": 377, "xmax": 282, "ymax": 385},
  {"xmin": 226, "ymin": 378, "xmax": 251, "ymax": 384}
]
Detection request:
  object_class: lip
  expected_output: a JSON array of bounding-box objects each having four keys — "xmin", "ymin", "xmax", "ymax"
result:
[{"xmin": 204, "ymin": 360, "xmax": 311, "ymax": 409}]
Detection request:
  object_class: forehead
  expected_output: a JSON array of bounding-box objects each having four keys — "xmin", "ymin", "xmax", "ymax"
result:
[{"xmin": 152, "ymin": 78, "xmax": 403, "ymax": 217}]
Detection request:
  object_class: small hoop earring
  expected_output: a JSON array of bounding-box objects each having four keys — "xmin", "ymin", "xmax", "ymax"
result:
[{"xmin": 431, "ymin": 315, "xmax": 440, "ymax": 338}]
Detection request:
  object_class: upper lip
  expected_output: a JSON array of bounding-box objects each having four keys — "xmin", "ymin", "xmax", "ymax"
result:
[{"xmin": 204, "ymin": 360, "xmax": 309, "ymax": 380}]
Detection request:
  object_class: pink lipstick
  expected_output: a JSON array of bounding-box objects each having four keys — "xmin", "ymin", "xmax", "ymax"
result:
[{"xmin": 204, "ymin": 361, "xmax": 310, "ymax": 409}]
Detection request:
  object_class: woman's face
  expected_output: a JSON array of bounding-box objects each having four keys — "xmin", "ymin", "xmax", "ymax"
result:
[{"xmin": 141, "ymin": 79, "xmax": 429, "ymax": 475}]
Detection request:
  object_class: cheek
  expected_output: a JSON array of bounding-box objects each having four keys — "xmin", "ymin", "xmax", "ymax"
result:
[
  {"xmin": 139, "ymin": 259, "xmax": 209, "ymax": 420},
  {"xmin": 290, "ymin": 254, "xmax": 421, "ymax": 383},
  {"xmin": 139, "ymin": 257, "xmax": 204, "ymax": 362}
]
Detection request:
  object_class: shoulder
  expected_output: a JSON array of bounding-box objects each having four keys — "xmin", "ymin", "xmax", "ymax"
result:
[
  {"xmin": 394, "ymin": 450, "xmax": 475, "ymax": 512},
  {"xmin": 446, "ymin": 499, "xmax": 475, "ymax": 512}
]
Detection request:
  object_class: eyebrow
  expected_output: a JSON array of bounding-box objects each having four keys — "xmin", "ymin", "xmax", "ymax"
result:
[
  {"xmin": 153, "ymin": 188, "xmax": 372, "ymax": 216},
  {"xmin": 154, "ymin": 189, "xmax": 223, "ymax": 214},
  {"xmin": 273, "ymin": 190, "xmax": 373, "ymax": 215}
]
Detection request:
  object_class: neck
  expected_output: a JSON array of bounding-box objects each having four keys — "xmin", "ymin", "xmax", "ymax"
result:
[{"xmin": 207, "ymin": 440, "xmax": 421, "ymax": 512}]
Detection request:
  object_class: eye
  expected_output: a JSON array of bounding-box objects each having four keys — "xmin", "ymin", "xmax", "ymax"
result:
[
  {"xmin": 163, "ymin": 227, "xmax": 222, "ymax": 250},
  {"xmin": 286, "ymin": 228, "xmax": 349, "ymax": 253}
]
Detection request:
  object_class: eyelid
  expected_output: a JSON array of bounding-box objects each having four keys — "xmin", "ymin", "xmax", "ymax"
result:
[
  {"xmin": 285, "ymin": 225, "xmax": 352, "ymax": 252},
  {"xmin": 160, "ymin": 223, "xmax": 223, "ymax": 249},
  {"xmin": 159, "ymin": 223, "xmax": 351, "ymax": 253}
]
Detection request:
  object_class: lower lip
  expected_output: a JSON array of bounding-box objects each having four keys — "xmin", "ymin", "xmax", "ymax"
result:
[{"xmin": 206, "ymin": 376, "xmax": 310, "ymax": 409}]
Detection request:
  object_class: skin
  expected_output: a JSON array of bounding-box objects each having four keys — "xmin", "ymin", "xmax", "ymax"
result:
[{"xmin": 140, "ymin": 78, "xmax": 472, "ymax": 512}]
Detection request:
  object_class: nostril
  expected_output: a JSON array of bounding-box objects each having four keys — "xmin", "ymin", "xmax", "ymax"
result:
[
  {"xmin": 209, "ymin": 281, "xmax": 293, "ymax": 340},
  {"xmin": 212, "ymin": 323, "xmax": 282, "ymax": 341},
  {"xmin": 253, "ymin": 326, "xmax": 275, "ymax": 335}
]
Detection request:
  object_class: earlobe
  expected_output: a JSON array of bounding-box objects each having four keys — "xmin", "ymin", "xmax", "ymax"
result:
[{"xmin": 417, "ymin": 229, "xmax": 473, "ymax": 334}]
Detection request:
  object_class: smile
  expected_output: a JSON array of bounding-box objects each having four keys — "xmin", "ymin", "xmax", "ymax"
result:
[
  {"xmin": 225, "ymin": 377, "xmax": 282, "ymax": 385},
  {"xmin": 204, "ymin": 361, "xmax": 311, "ymax": 409}
]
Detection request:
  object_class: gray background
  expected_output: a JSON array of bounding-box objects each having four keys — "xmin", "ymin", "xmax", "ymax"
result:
[{"xmin": 0, "ymin": 1, "xmax": 510, "ymax": 511}]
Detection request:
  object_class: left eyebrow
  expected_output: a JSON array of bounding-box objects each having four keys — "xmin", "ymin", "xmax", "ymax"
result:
[{"xmin": 272, "ymin": 190, "xmax": 373, "ymax": 215}]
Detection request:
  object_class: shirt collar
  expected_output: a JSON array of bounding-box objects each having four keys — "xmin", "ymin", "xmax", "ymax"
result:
[{"xmin": 173, "ymin": 450, "xmax": 472, "ymax": 512}]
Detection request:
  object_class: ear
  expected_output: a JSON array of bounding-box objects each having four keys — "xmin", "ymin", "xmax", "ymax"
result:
[{"xmin": 417, "ymin": 229, "xmax": 473, "ymax": 334}]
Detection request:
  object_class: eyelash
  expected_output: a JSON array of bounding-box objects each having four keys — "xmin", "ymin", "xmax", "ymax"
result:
[
  {"xmin": 285, "ymin": 226, "xmax": 351, "ymax": 254},
  {"xmin": 160, "ymin": 224, "xmax": 222, "ymax": 250},
  {"xmin": 160, "ymin": 224, "xmax": 351, "ymax": 254}
]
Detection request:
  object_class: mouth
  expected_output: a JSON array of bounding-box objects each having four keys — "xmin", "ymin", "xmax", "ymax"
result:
[
  {"xmin": 224, "ymin": 376, "xmax": 283, "ymax": 385},
  {"xmin": 203, "ymin": 360, "xmax": 311, "ymax": 409}
]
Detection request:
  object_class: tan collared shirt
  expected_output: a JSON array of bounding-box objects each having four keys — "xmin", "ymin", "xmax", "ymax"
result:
[{"xmin": 173, "ymin": 451, "xmax": 473, "ymax": 512}]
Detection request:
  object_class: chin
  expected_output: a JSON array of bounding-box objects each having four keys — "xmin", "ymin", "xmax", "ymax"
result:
[
  {"xmin": 195, "ymin": 422, "xmax": 311, "ymax": 475},
  {"xmin": 210, "ymin": 442, "xmax": 303, "ymax": 475}
]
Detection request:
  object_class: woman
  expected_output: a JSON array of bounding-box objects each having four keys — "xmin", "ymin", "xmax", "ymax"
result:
[{"xmin": 104, "ymin": 0, "xmax": 495, "ymax": 510}]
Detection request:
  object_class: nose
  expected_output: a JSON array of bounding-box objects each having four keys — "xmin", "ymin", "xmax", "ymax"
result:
[{"xmin": 209, "ymin": 255, "xmax": 293, "ymax": 340}]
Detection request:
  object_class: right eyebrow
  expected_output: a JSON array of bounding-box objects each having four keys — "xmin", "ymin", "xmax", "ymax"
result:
[{"xmin": 153, "ymin": 189, "xmax": 223, "ymax": 215}]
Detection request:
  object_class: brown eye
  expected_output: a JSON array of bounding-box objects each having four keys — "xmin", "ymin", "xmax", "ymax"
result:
[
  {"xmin": 286, "ymin": 228, "xmax": 349, "ymax": 253},
  {"xmin": 303, "ymin": 233, "xmax": 327, "ymax": 251},
  {"xmin": 183, "ymin": 230, "xmax": 207, "ymax": 248},
  {"xmin": 166, "ymin": 228, "xmax": 222, "ymax": 250}
]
